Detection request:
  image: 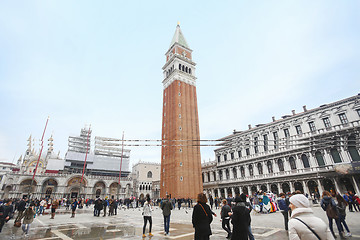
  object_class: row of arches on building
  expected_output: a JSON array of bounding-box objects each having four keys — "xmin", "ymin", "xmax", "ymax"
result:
[
  {"xmin": 203, "ymin": 149, "xmax": 348, "ymax": 182},
  {"xmin": 139, "ymin": 184, "xmax": 152, "ymax": 191},
  {"xmin": 209, "ymin": 177, "xmax": 357, "ymax": 198},
  {"xmin": 165, "ymin": 64, "xmax": 193, "ymax": 79}
]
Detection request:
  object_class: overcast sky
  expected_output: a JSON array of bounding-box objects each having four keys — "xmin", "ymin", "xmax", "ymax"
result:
[{"xmin": 1, "ymin": 1, "xmax": 359, "ymax": 168}]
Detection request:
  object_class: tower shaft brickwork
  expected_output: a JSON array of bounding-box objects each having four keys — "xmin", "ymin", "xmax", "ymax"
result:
[{"xmin": 160, "ymin": 25, "xmax": 203, "ymax": 199}]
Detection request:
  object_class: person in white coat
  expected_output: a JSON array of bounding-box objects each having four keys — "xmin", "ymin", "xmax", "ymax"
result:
[
  {"xmin": 142, "ymin": 194, "xmax": 153, "ymax": 238},
  {"xmin": 288, "ymin": 194, "xmax": 334, "ymax": 240}
]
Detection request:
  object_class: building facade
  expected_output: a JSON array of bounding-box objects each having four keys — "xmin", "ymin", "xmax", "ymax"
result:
[
  {"xmin": 132, "ymin": 161, "xmax": 160, "ymax": 199},
  {"xmin": 160, "ymin": 24, "xmax": 203, "ymax": 199},
  {"xmin": 202, "ymin": 94, "xmax": 360, "ymax": 198}
]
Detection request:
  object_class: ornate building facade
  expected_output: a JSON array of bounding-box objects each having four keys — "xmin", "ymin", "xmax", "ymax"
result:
[
  {"xmin": 160, "ymin": 24, "xmax": 203, "ymax": 198},
  {"xmin": 132, "ymin": 161, "xmax": 160, "ymax": 199},
  {"xmin": 202, "ymin": 94, "xmax": 360, "ymax": 198}
]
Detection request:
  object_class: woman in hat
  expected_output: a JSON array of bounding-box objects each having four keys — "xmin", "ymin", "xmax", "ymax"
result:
[
  {"xmin": 289, "ymin": 194, "xmax": 334, "ymax": 239},
  {"xmin": 230, "ymin": 194, "xmax": 250, "ymax": 240}
]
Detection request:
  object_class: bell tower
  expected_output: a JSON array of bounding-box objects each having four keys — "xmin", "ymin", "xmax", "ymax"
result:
[{"xmin": 160, "ymin": 24, "xmax": 203, "ymax": 199}]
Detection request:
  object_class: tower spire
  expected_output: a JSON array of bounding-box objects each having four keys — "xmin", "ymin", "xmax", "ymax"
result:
[{"xmin": 169, "ymin": 24, "xmax": 189, "ymax": 49}]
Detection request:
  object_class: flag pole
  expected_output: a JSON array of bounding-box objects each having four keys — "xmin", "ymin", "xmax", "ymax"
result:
[
  {"xmin": 80, "ymin": 125, "xmax": 91, "ymax": 198},
  {"xmin": 117, "ymin": 131, "xmax": 125, "ymax": 200},
  {"xmin": 28, "ymin": 116, "xmax": 49, "ymax": 199}
]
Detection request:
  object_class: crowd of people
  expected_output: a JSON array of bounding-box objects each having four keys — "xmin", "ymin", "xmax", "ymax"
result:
[{"xmin": 0, "ymin": 190, "xmax": 359, "ymax": 239}]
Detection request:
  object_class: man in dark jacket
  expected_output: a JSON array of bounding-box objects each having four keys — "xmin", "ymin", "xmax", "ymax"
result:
[
  {"xmin": 161, "ymin": 195, "xmax": 173, "ymax": 235},
  {"xmin": 15, "ymin": 197, "xmax": 27, "ymax": 223},
  {"xmin": 0, "ymin": 199, "xmax": 13, "ymax": 233},
  {"xmin": 230, "ymin": 194, "xmax": 250, "ymax": 240},
  {"xmin": 277, "ymin": 193, "xmax": 289, "ymax": 230},
  {"xmin": 221, "ymin": 199, "xmax": 232, "ymax": 239}
]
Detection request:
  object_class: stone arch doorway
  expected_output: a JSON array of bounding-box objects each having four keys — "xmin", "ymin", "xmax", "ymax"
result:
[
  {"xmin": 42, "ymin": 179, "xmax": 58, "ymax": 198},
  {"xmin": 260, "ymin": 185, "xmax": 267, "ymax": 192},
  {"xmin": 282, "ymin": 182, "xmax": 290, "ymax": 193},
  {"xmin": 294, "ymin": 182, "xmax": 304, "ymax": 193},
  {"xmin": 94, "ymin": 181, "xmax": 106, "ymax": 198},
  {"xmin": 20, "ymin": 179, "xmax": 37, "ymax": 197},
  {"xmin": 323, "ymin": 179, "xmax": 335, "ymax": 193},
  {"xmin": 109, "ymin": 182, "xmax": 119, "ymax": 199},
  {"xmin": 307, "ymin": 180, "xmax": 318, "ymax": 194},
  {"xmin": 234, "ymin": 187, "xmax": 240, "ymax": 196},
  {"xmin": 250, "ymin": 186, "xmax": 257, "ymax": 195},
  {"xmin": 242, "ymin": 186, "xmax": 248, "ymax": 195},
  {"xmin": 270, "ymin": 184, "xmax": 278, "ymax": 194},
  {"xmin": 3, "ymin": 185, "xmax": 12, "ymax": 199},
  {"xmin": 67, "ymin": 176, "xmax": 87, "ymax": 199},
  {"xmin": 214, "ymin": 189, "xmax": 219, "ymax": 198},
  {"xmin": 220, "ymin": 188, "xmax": 225, "ymax": 198},
  {"xmin": 339, "ymin": 177, "xmax": 355, "ymax": 193}
]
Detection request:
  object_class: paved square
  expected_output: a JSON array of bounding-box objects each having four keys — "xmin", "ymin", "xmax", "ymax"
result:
[{"xmin": 2, "ymin": 204, "xmax": 360, "ymax": 239}]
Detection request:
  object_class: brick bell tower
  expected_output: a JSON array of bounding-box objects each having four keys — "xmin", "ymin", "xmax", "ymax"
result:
[{"xmin": 160, "ymin": 24, "xmax": 203, "ymax": 199}]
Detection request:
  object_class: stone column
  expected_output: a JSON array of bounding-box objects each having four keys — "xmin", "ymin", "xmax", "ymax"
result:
[
  {"xmin": 245, "ymin": 165, "xmax": 250, "ymax": 177},
  {"xmin": 317, "ymin": 179, "xmax": 324, "ymax": 195},
  {"xmin": 352, "ymin": 176, "xmax": 360, "ymax": 195},
  {"xmin": 302, "ymin": 180, "xmax": 310, "ymax": 196},
  {"xmin": 224, "ymin": 188, "xmax": 228, "ymax": 198},
  {"xmin": 277, "ymin": 182, "xmax": 282, "ymax": 193},
  {"xmin": 295, "ymin": 155, "xmax": 303, "ymax": 169},
  {"xmin": 267, "ymin": 183, "xmax": 271, "ymax": 192},
  {"xmin": 236, "ymin": 167, "xmax": 241, "ymax": 179},
  {"xmin": 231, "ymin": 187, "xmax": 235, "ymax": 197},
  {"xmin": 340, "ymin": 149, "xmax": 351, "ymax": 163},
  {"xmin": 323, "ymin": 150, "xmax": 333, "ymax": 165},
  {"xmin": 309, "ymin": 153, "xmax": 317, "ymax": 168},
  {"xmin": 211, "ymin": 189, "xmax": 215, "ymax": 198},
  {"xmin": 229, "ymin": 168, "xmax": 234, "ymax": 179},
  {"xmin": 289, "ymin": 181, "xmax": 294, "ymax": 192},
  {"xmin": 284, "ymin": 158, "xmax": 291, "ymax": 171},
  {"xmin": 333, "ymin": 178, "xmax": 342, "ymax": 194},
  {"xmin": 216, "ymin": 171, "xmax": 220, "ymax": 181},
  {"xmin": 239, "ymin": 187, "xmax": 243, "ymax": 194}
]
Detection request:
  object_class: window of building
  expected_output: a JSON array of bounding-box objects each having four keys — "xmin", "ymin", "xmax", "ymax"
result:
[
  {"xmin": 323, "ymin": 118, "xmax": 331, "ymax": 128},
  {"xmin": 267, "ymin": 161, "xmax": 273, "ymax": 173},
  {"xmin": 179, "ymin": 114, "xmax": 181, "ymax": 118},
  {"xmin": 249, "ymin": 165, "xmax": 254, "ymax": 176},
  {"xmin": 217, "ymin": 155, "xmax": 221, "ymax": 163},
  {"xmin": 254, "ymin": 137, "xmax": 258, "ymax": 153},
  {"xmin": 219, "ymin": 170, "xmax": 223, "ymax": 180},
  {"xmin": 357, "ymin": 109, "xmax": 360, "ymax": 117},
  {"xmin": 246, "ymin": 148, "xmax": 250, "ymax": 156},
  {"xmin": 213, "ymin": 172, "xmax": 216, "ymax": 181},
  {"xmin": 278, "ymin": 159, "xmax": 284, "ymax": 171},
  {"xmin": 240, "ymin": 166, "xmax": 245, "ymax": 177},
  {"xmin": 230, "ymin": 152, "xmax": 234, "ymax": 159},
  {"xmin": 273, "ymin": 132, "xmax": 278, "ymax": 149},
  {"xmin": 179, "ymin": 126, "xmax": 182, "ymax": 131},
  {"xmin": 263, "ymin": 134, "xmax": 268, "ymax": 151},
  {"xmin": 348, "ymin": 135, "xmax": 360, "ymax": 161},
  {"xmin": 238, "ymin": 150, "xmax": 242, "ymax": 158},
  {"xmin": 233, "ymin": 167, "xmax": 237, "ymax": 178},
  {"xmin": 309, "ymin": 121, "xmax": 316, "ymax": 132},
  {"xmin": 284, "ymin": 129, "xmax": 290, "ymax": 138},
  {"xmin": 207, "ymin": 172, "xmax": 210, "ymax": 181},
  {"xmin": 315, "ymin": 151, "xmax": 325, "ymax": 166},
  {"xmin": 339, "ymin": 113, "xmax": 348, "ymax": 124},
  {"xmin": 224, "ymin": 154, "xmax": 227, "ymax": 161},
  {"xmin": 257, "ymin": 163, "xmax": 263, "ymax": 175},
  {"xmin": 225, "ymin": 169, "xmax": 230, "ymax": 179},
  {"xmin": 289, "ymin": 157, "xmax": 297, "ymax": 170},
  {"xmin": 180, "ymin": 176, "xmax": 183, "ymax": 181},
  {"xmin": 301, "ymin": 154, "xmax": 310, "ymax": 168},
  {"xmin": 331, "ymin": 148, "xmax": 342, "ymax": 163},
  {"xmin": 147, "ymin": 171, "xmax": 152, "ymax": 178},
  {"xmin": 178, "ymin": 92, "xmax": 181, "ymax": 96},
  {"xmin": 295, "ymin": 125, "xmax": 302, "ymax": 135},
  {"xmin": 179, "ymin": 148, "xmax": 182, "ymax": 152},
  {"xmin": 179, "ymin": 64, "xmax": 181, "ymax": 70},
  {"xmin": 178, "ymin": 103, "xmax": 181, "ymax": 107},
  {"xmin": 180, "ymin": 162, "xmax": 183, "ymax": 166}
]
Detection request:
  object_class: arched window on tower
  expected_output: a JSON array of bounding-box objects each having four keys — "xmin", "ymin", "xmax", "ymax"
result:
[
  {"xmin": 185, "ymin": 66, "xmax": 188, "ymax": 73},
  {"xmin": 240, "ymin": 166, "xmax": 245, "ymax": 177},
  {"xmin": 218, "ymin": 170, "xmax": 223, "ymax": 180},
  {"xmin": 147, "ymin": 171, "xmax": 152, "ymax": 178},
  {"xmin": 225, "ymin": 169, "xmax": 230, "ymax": 180},
  {"xmin": 189, "ymin": 68, "xmax": 192, "ymax": 74},
  {"xmin": 233, "ymin": 167, "xmax": 237, "ymax": 179},
  {"xmin": 182, "ymin": 65, "xmax": 185, "ymax": 71},
  {"xmin": 249, "ymin": 165, "xmax": 254, "ymax": 176},
  {"xmin": 179, "ymin": 64, "xmax": 181, "ymax": 70},
  {"xmin": 207, "ymin": 172, "xmax": 211, "ymax": 182}
]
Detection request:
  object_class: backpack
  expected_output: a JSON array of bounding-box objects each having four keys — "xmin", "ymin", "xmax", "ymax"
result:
[{"xmin": 326, "ymin": 203, "xmax": 338, "ymax": 219}]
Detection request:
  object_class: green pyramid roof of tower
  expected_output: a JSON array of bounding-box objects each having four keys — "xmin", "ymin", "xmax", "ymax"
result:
[{"xmin": 169, "ymin": 24, "xmax": 190, "ymax": 49}]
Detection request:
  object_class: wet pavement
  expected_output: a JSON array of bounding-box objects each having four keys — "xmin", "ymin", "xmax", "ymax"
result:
[{"xmin": 1, "ymin": 204, "xmax": 360, "ymax": 239}]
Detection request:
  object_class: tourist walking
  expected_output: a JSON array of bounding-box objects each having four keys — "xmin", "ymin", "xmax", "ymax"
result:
[
  {"xmin": 0, "ymin": 199, "xmax": 13, "ymax": 233},
  {"xmin": 277, "ymin": 192, "xmax": 290, "ymax": 231},
  {"xmin": 336, "ymin": 193, "xmax": 352, "ymax": 237},
  {"xmin": 21, "ymin": 204, "xmax": 36, "ymax": 236},
  {"xmin": 321, "ymin": 191, "xmax": 342, "ymax": 238},
  {"xmin": 230, "ymin": 194, "xmax": 250, "ymax": 240},
  {"xmin": 103, "ymin": 198, "xmax": 109, "ymax": 217},
  {"xmin": 220, "ymin": 199, "xmax": 232, "ymax": 239},
  {"xmin": 289, "ymin": 194, "xmax": 334, "ymax": 239},
  {"xmin": 70, "ymin": 198, "xmax": 78, "ymax": 218},
  {"xmin": 15, "ymin": 197, "xmax": 27, "ymax": 224},
  {"xmin": 192, "ymin": 193, "xmax": 213, "ymax": 240},
  {"xmin": 142, "ymin": 194, "xmax": 153, "ymax": 238},
  {"xmin": 161, "ymin": 195, "xmax": 173, "ymax": 236},
  {"xmin": 209, "ymin": 195, "xmax": 214, "ymax": 210},
  {"xmin": 50, "ymin": 199, "xmax": 59, "ymax": 219}
]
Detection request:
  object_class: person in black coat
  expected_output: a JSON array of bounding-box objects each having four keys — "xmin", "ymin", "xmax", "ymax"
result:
[
  {"xmin": 230, "ymin": 194, "xmax": 250, "ymax": 240},
  {"xmin": 192, "ymin": 193, "xmax": 213, "ymax": 240}
]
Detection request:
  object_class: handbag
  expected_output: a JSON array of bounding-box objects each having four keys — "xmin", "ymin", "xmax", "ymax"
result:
[
  {"xmin": 14, "ymin": 221, "xmax": 21, "ymax": 227},
  {"xmin": 326, "ymin": 203, "xmax": 338, "ymax": 219},
  {"xmin": 295, "ymin": 218, "xmax": 320, "ymax": 240}
]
